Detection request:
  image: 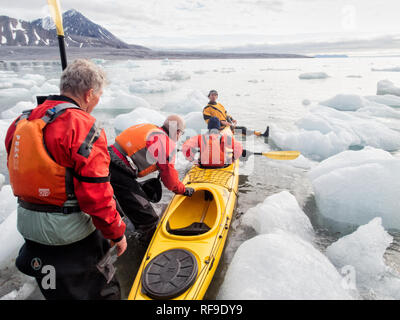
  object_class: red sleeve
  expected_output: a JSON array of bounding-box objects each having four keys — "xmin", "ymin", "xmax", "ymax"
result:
[
  {"xmin": 182, "ymin": 135, "xmax": 200, "ymax": 161},
  {"xmin": 69, "ymin": 119, "xmax": 126, "ymax": 241},
  {"xmin": 147, "ymin": 133, "xmax": 186, "ymax": 194}
]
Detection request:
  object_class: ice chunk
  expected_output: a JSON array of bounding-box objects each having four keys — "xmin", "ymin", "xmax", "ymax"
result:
[
  {"xmin": 0, "ymin": 88, "xmax": 32, "ymax": 106},
  {"xmin": 347, "ymin": 75, "xmax": 362, "ymax": 78},
  {"xmin": 0, "ymin": 185, "xmax": 18, "ymax": 223},
  {"xmin": 114, "ymin": 107, "xmax": 166, "ymax": 133},
  {"xmin": 271, "ymin": 106, "xmax": 400, "ymax": 160},
  {"xmin": 309, "ymin": 148, "xmax": 400, "ymax": 230},
  {"xmin": 23, "ymin": 74, "xmax": 46, "ymax": 86},
  {"xmin": 0, "ymin": 281, "xmax": 36, "ymax": 300},
  {"xmin": 129, "ymin": 80, "xmax": 176, "ymax": 94},
  {"xmin": 160, "ymin": 69, "xmax": 190, "ymax": 81},
  {"xmin": 217, "ymin": 231, "xmax": 354, "ymax": 300},
  {"xmin": 98, "ymin": 89, "xmax": 151, "ymax": 110},
  {"xmin": 302, "ymin": 99, "xmax": 311, "ymax": 106},
  {"xmin": 2, "ymin": 101, "xmax": 35, "ymax": 119},
  {"xmin": 365, "ymin": 94, "xmax": 400, "ymax": 108},
  {"xmin": 0, "ymin": 119, "xmax": 14, "ymax": 150},
  {"xmin": 242, "ymin": 191, "xmax": 314, "ymax": 242},
  {"xmin": 299, "ymin": 72, "xmax": 329, "ymax": 80},
  {"xmin": 372, "ymin": 67, "xmax": 400, "ymax": 72},
  {"xmin": 308, "ymin": 147, "xmax": 393, "ymax": 181},
  {"xmin": 320, "ymin": 94, "xmax": 367, "ymax": 111},
  {"xmin": 377, "ymin": 80, "xmax": 400, "ymax": 96},
  {"xmin": 183, "ymin": 112, "xmax": 207, "ymax": 137},
  {"xmin": 0, "ymin": 210, "xmax": 23, "ymax": 270},
  {"xmin": 30, "ymin": 82, "xmax": 59, "ymax": 96},
  {"xmin": 163, "ymin": 89, "xmax": 208, "ymax": 114},
  {"xmin": 326, "ymin": 218, "xmax": 400, "ymax": 299}
]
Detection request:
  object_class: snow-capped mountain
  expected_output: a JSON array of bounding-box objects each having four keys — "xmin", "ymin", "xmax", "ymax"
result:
[{"xmin": 0, "ymin": 9, "xmax": 138, "ymax": 49}]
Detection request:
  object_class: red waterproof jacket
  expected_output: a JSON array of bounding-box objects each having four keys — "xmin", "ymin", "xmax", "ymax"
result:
[{"xmin": 5, "ymin": 95, "xmax": 126, "ymax": 241}]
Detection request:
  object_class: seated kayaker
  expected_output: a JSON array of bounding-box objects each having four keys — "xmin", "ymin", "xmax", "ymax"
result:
[
  {"xmin": 182, "ymin": 117, "xmax": 243, "ymax": 168},
  {"xmin": 108, "ymin": 115, "xmax": 195, "ymax": 244},
  {"xmin": 203, "ymin": 90, "xmax": 237, "ymax": 130}
]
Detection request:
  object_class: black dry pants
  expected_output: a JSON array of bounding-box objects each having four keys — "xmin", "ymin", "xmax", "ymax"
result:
[
  {"xmin": 15, "ymin": 230, "xmax": 120, "ymax": 300},
  {"xmin": 109, "ymin": 162, "xmax": 159, "ymax": 238}
]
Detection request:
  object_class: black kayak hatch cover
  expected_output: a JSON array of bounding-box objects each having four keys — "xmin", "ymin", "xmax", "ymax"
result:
[{"xmin": 141, "ymin": 249, "xmax": 198, "ymax": 299}]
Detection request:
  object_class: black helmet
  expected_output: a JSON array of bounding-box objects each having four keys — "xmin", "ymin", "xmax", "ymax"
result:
[{"xmin": 208, "ymin": 90, "xmax": 218, "ymax": 97}]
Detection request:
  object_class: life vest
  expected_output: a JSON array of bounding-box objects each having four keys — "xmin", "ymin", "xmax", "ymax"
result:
[
  {"xmin": 114, "ymin": 123, "xmax": 167, "ymax": 178},
  {"xmin": 203, "ymin": 102, "xmax": 229, "ymax": 127},
  {"xmin": 8, "ymin": 103, "xmax": 80, "ymax": 210},
  {"xmin": 199, "ymin": 133, "xmax": 234, "ymax": 168}
]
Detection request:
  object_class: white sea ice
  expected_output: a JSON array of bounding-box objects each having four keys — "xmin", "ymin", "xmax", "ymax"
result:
[
  {"xmin": 0, "ymin": 281, "xmax": 36, "ymax": 300},
  {"xmin": 98, "ymin": 89, "xmax": 151, "ymax": 110},
  {"xmin": 1, "ymin": 101, "xmax": 35, "ymax": 119},
  {"xmin": 129, "ymin": 80, "xmax": 176, "ymax": 94},
  {"xmin": 0, "ymin": 210, "xmax": 23, "ymax": 271},
  {"xmin": 242, "ymin": 191, "xmax": 314, "ymax": 242},
  {"xmin": 163, "ymin": 89, "xmax": 208, "ymax": 114},
  {"xmin": 217, "ymin": 230, "xmax": 353, "ymax": 300},
  {"xmin": 302, "ymin": 99, "xmax": 311, "ymax": 106},
  {"xmin": 114, "ymin": 107, "xmax": 166, "ymax": 132},
  {"xmin": 0, "ymin": 88, "xmax": 32, "ymax": 106},
  {"xmin": 160, "ymin": 69, "xmax": 191, "ymax": 81},
  {"xmin": 23, "ymin": 74, "xmax": 46, "ymax": 86},
  {"xmin": 320, "ymin": 94, "xmax": 368, "ymax": 111},
  {"xmin": 372, "ymin": 67, "xmax": 400, "ymax": 72},
  {"xmin": 377, "ymin": 80, "xmax": 400, "ymax": 96},
  {"xmin": 0, "ymin": 185, "xmax": 17, "ymax": 223},
  {"xmin": 30, "ymin": 82, "xmax": 59, "ymax": 96},
  {"xmin": 183, "ymin": 112, "xmax": 207, "ymax": 137},
  {"xmin": 309, "ymin": 148, "xmax": 400, "ymax": 230},
  {"xmin": 326, "ymin": 218, "xmax": 400, "ymax": 299},
  {"xmin": 365, "ymin": 94, "xmax": 400, "ymax": 108},
  {"xmin": 299, "ymin": 72, "xmax": 329, "ymax": 80},
  {"xmin": 271, "ymin": 105, "xmax": 400, "ymax": 160},
  {"xmin": 0, "ymin": 119, "xmax": 14, "ymax": 150}
]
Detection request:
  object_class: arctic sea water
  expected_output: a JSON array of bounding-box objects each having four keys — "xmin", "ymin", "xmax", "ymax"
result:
[{"xmin": 0, "ymin": 57, "xmax": 400, "ymax": 300}]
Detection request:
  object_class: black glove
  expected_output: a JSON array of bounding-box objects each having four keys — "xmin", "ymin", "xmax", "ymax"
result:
[{"xmin": 183, "ymin": 187, "xmax": 195, "ymax": 197}]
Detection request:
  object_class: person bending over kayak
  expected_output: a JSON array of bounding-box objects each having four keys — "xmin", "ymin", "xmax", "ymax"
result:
[
  {"xmin": 5, "ymin": 59, "xmax": 126, "ymax": 300},
  {"xmin": 182, "ymin": 117, "xmax": 243, "ymax": 167},
  {"xmin": 108, "ymin": 115, "xmax": 194, "ymax": 244},
  {"xmin": 203, "ymin": 90, "xmax": 237, "ymax": 130}
]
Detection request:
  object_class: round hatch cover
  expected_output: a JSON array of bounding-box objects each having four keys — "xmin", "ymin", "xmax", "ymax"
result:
[{"xmin": 142, "ymin": 249, "xmax": 198, "ymax": 299}]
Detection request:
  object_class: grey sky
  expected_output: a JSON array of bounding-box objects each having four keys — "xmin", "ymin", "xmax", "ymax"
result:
[{"xmin": 1, "ymin": 0, "xmax": 400, "ymax": 54}]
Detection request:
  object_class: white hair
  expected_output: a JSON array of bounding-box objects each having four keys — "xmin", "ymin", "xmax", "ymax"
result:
[
  {"xmin": 163, "ymin": 115, "xmax": 186, "ymax": 132},
  {"xmin": 60, "ymin": 59, "xmax": 107, "ymax": 98}
]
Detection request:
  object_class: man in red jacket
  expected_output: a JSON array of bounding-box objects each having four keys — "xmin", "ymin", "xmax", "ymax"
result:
[
  {"xmin": 5, "ymin": 59, "xmax": 126, "ymax": 300},
  {"xmin": 109, "ymin": 115, "xmax": 194, "ymax": 244},
  {"xmin": 182, "ymin": 117, "xmax": 243, "ymax": 167}
]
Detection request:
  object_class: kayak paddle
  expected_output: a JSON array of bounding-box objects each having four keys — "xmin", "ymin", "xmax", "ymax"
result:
[
  {"xmin": 47, "ymin": 0, "xmax": 67, "ymax": 70},
  {"xmin": 243, "ymin": 150, "xmax": 300, "ymax": 160}
]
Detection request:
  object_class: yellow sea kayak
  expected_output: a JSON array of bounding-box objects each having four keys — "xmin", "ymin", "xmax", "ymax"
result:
[{"xmin": 128, "ymin": 158, "xmax": 239, "ymax": 300}]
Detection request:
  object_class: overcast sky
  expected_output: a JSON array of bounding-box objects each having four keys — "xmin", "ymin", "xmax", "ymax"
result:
[{"xmin": 2, "ymin": 0, "xmax": 400, "ymax": 54}]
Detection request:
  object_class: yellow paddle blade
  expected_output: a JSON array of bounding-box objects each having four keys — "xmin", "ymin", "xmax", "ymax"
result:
[
  {"xmin": 47, "ymin": 0, "xmax": 64, "ymax": 36},
  {"xmin": 262, "ymin": 151, "xmax": 301, "ymax": 160}
]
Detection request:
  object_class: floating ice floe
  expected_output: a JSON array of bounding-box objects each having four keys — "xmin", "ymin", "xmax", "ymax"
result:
[
  {"xmin": 114, "ymin": 107, "xmax": 166, "ymax": 133},
  {"xmin": 299, "ymin": 72, "xmax": 329, "ymax": 80},
  {"xmin": 23, "ymin": 74, "xmax": 46, "ymax": 86},
  {"xmin": 30, "ymin": 82, "xmax": 59, "ymax": 96},
  {"xmin": 242, "ymin": 191, "xmax": 314, "ymax": 242},
  {"xmin": 302, "ymin": 99, "xmax": 311, "ymax": 106},
  {"xmin": 320, "ymin": 94, "xmax": 368, "ymax": 111},
  {"xmin": 217, "ymin": 230, "xmax": 354, "ymax": 300},
  {"xmin": 160, "ymin": 69, "xmax": 191, "ymax": 81},
  {"xmin": 0, "ymin": 281, "xmax": 37, "ymax": 301},
  {"xmin": 270, "ymin": 104, "xmax": 400, "ymax": 160},
  {"xmin": 2, "ymin": 101, "xmax": 35, "ymax": 119},
  {"xmin": 0, "ymin": 119, "xmax": 14, "ymax": 150},
  {"xmin": 372, "ymin": 67, "xmax": 400, "ymax": 72},
  {"xmin": 326, "ymin": 218, "xmax": 400, "ymax": 299},
  {"xmin": 309, "ymin": 147, "xmax": 400, "ymax": 230},
  {"xmin": 248, "ymin": 79, "xmax": 258, "ymax": 83},
  {"xmin": 163, "ymin": 89, "xmax": 208, "ymax": 114},
  {"xmin": 0, "ymin": 88, "xmax": 32, "ymax": 106},
  {"xmin": 129, "ymin": 80, "xmax": 176, "ymax": 94},
  {"xmin": 377, "ymin": 80, "xmax": 400, "ymax": 96},
  {"xmin": 98, "ymin": 88, "xmax": 151, "ymax": 110},
  {"xmin": 346, "ymin": 75, "xmax": 362, "ymax": 78},
  {"xmin": 183, "ymin": 112, "xmax": 207, "ymax": 137},
  {"xmin": 365, "ymin": 94, "xmax": 400, "ymax": 108}
]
